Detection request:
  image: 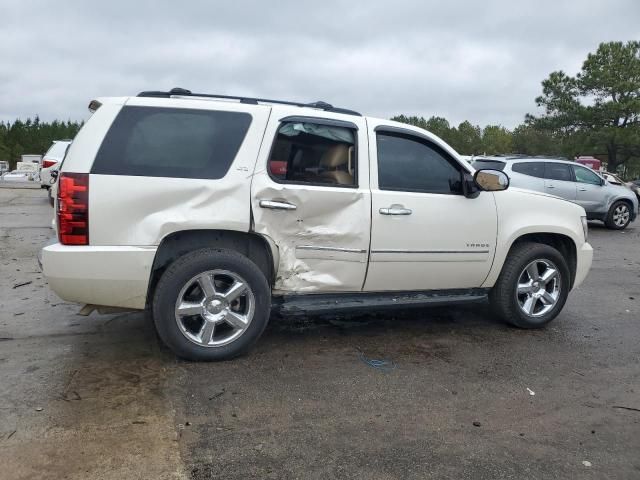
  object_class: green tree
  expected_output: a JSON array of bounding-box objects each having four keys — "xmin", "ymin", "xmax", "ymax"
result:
[
  {"xmin": 454, "ymin": 121, "xmax": 483, "ymax": 154},
  {"xmin": 531, "ymin": 41, "xmax": 640, "ymax": 171},
  {"xmin": 481, "ymin": 125, "xmax": 512, "ymax": 154}
]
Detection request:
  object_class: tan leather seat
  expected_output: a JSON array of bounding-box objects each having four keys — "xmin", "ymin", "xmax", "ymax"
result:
[{"xmin": 319, "ymin": 144, "xmax": 353, "ymax": 185}]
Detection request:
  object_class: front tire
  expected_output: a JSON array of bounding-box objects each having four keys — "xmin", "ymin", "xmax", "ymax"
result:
[
  {"xmin": 605, "ymin": 201, "xmax": 631, "ymax": 230},
  {"xmin": 152, "ymin": 248, "xmax": 271, "ymax": 361},
  {"xmin": 489, "ymin": 242, "xmax": 570, "ymax": 328}
]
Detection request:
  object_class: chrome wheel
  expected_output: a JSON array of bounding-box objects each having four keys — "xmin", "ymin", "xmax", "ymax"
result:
[
  {"xmin": 613, "ymin": 204, "xmax": 630, "ymax": 227},
  {"xmin": 515, "ymin": 259, "xmax": 561, "ymax": 317},
  {"xmin": 174, "ymin": 270, "xmax": 255, "ymax": 347}
]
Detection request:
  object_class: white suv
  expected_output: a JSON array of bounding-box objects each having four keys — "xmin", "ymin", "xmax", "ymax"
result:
[{"xmin": 41, "ymin": 88, "xmax": 593, "ymax": 361}]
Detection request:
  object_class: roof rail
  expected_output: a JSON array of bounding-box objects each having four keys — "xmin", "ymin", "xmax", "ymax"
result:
[{"xmin": 137, "ymin": 88, "xmax": 362, "ymax": 117}]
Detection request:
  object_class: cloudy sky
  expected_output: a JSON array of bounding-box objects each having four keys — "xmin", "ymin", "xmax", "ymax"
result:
[{"xmin": 1, "ymin": 1, "xmax": 639, "ymax": 128}]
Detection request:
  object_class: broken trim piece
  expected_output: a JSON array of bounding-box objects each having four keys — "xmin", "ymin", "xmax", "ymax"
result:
[{"xmin": 372, "ymin": 249, "xmax": 490, "ymax": 254}]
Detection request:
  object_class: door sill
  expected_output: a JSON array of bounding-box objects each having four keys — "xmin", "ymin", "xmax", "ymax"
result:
[{"xmin": 272, "ymin": 288, "xmax": 489, "ymax": 314}]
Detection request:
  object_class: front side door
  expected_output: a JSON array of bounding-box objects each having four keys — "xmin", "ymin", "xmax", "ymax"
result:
[
  {"xmin": 364, "ymin": 121, "xmax": 498, "ymax": 292},
  {"xmin": 544, "ymin": 162, "xmax": 576, "ymax": 201},
  {"xmin": 250, "ymin": 108, "xmax": 370, "ymax": 293},
  {"xmin": 572, "ymin": 164, "xmax": 605, "ymax": 214}
]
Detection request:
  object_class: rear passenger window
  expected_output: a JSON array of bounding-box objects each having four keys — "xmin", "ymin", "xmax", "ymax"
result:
[
  {"xmin": 92, "ymin": 106, "xmax": 252, "ymax": 179},
  {"xmin": 376, "ymin": 132, "xmax": 462, "ymax": 194},
  {"xmin": 268, "ymin": 122, "xmax": 357, "ymax": 187},
  {"xmin": 512, "ymin": 162, "xmax": 545, "ymax": 178},
  {"xmin": 544, "ymin": 163, "xmax": 573, "ymax": 181}
]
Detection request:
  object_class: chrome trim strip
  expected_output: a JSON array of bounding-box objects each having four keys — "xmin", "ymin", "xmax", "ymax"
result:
[
  {"xmin": 372, "ymin": 249, "xmax": 490, "ymax": 254},
  {"xmin": 296, "ymin": 245, "xmax": 367, "ymax": 253}
]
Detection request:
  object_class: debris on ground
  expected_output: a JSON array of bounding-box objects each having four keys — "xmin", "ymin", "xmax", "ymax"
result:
[
  {"xmin": 526, "ymin": 388, "xmax": 535, "ymax": 396},
  {"xmin": 473, "ymin": 421, "xmax": 481, "ymax": 427},
  {"xmin": 357, "ymin": 349, "xmax": 396, "ymax": 372},
  {"xmin": 12, "ymin": 281, "xmax": 32, "ymax": 289},
  {"xmin": 35, "ymin": 407, "xmax": 43, "ymax": 412},
  {"xmin": 612, "ymin": 405, "xmax": 640, "ymax": 413},
  {"xmin": 582, "ymin": 460, "xmax": 592, "ymax": 467}
]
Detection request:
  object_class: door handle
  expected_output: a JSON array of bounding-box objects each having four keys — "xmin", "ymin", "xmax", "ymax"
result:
[
  {"xmin": 547, "ymin": 185, "xmax": 555, "ymax": 189},
  {"xmin": 578, "ymin": 188, "xmax": 587, "ymax": 191},
  {"xmin": 379, "ymin": 205, "xmax": 412, "ymax": 215},
  {"xmin": 259, "ymin": 200, "xmax": 297, "ymax": 211}
]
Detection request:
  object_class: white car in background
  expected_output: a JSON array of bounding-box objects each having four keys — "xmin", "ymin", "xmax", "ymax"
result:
[
  {"xmin": 2, "ymin": 170, "xmax": 36, "ymax": 182},
  {"xmin": 40, "ymin": 140, "xmax": 71, "ymax": 188}
]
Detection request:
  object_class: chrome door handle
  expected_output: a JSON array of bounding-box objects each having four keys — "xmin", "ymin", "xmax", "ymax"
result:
[
  {"xmin": 578, "ymin": 188, "xmax": 587, "ymax": 191},
  {"xmin": 259, "ymin": 200, "xmax": 297, "ymax": 211},
  {"xmin": 379, "ymin": 205, "xmax": 412, "ymax": 215}
]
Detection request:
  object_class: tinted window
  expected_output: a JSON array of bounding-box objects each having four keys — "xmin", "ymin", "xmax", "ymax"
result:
[
  {"xmin": 268, "ymin": 122, "xmax": 357, "ymax": 186},
  {"xmin": 377, "ymin": 133, "xmax": 462, "ymax": 194},
  {"xmin": 544, "ymin": 163, "xmax": 573, "ymax": 181},
  {"xmin": 92, "ymin": 106, "xmax": 251, "ymax": 179},
  {"xmin": 472, "ymin": 159, "xmax": 506, "ymax": 171},
  {"xmin": 512, "ymin": 161, "xmax": 545, "ymax": 178},
  {"xmin": 574, "ymin": 166, "xmax": 602, "ymax": 185}
]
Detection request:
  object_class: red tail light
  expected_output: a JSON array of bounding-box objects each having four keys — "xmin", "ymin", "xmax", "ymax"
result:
[
  {"xmin": 42, "ymin": 159, "xmax": 58, "ymax": 169},
  {"xmin": 57, "ymin": 173, "xmax": 89, "ymax": 245}
]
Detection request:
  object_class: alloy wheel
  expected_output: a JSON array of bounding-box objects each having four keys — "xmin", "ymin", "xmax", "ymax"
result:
[
  {"xmin": 515, "ymin": 259, "xmax": 561, "ymax": 317},
  {"xmin": 174, "ymin": 270, "xmax": 255, "ymax": 347}
]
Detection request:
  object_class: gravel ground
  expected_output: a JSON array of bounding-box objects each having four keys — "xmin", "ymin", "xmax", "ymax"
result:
[{"xmin": 0, "ymin": 187, "xmax": 638, "ymax": 479}]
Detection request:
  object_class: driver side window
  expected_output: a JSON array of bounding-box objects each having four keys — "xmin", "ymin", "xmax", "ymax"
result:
[
  {"xmin": 574, "ymin": 166, "xmax": 601, "ymax": 185},
  {"xmin": 376, "ymin": 132, "xmax": 462, "ymax": 194}
]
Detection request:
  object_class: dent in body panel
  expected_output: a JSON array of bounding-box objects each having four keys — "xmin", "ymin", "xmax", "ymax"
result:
[{"xmin": 251, "ymin": 183, "xmax": 370, "ymax": 292}]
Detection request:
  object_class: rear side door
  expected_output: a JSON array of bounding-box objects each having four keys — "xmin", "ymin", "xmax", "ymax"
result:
[
  {"xmin": 572, "ymin": 164, "xmax": 605, "ymax": 213},
  {"xmin": 544, "ymin": 162, "xmax": 576, "ymax": 200},
  {"xmin": 250, "ymin": 109, "xmax": 370, "ymax": 293}
]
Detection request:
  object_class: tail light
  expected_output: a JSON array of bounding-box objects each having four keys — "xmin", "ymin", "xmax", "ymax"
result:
[
  {"xmin": 42, "ymin": 159, "xmax": 58, "ymax": 169},
  {"xmin": 57, "ymin": 173, "xmax": 89, "ymax": 245}
]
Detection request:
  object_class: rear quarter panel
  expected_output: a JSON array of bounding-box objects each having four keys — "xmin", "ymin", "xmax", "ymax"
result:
[{"xmin": 88, "ymin": 99, "xmax": 271, "ymax": 245}]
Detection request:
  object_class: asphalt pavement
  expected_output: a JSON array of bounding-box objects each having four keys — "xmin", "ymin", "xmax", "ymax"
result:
[{"xmin": 1, "ymin": 187, "xmax": 638, "ymax": 479}]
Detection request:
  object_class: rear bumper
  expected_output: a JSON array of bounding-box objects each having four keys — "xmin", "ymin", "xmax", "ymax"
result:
[
  {"xmin": 41, "ymin": 243, "xmax": 157, "ymax": 309},
  {"xmin": 573, "ymin": 241, "xmax": 593, "ymax": 289}
]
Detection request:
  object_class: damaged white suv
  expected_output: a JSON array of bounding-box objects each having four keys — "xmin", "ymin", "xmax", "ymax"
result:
[{"xmin": 41, "ymin": 88, "xmax": 593, "ymax": 361}]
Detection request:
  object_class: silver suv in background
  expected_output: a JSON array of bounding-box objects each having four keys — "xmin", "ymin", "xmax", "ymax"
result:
[{"xmin": 472, "ymin": 157, "xmax": 638, "ymax": 230}]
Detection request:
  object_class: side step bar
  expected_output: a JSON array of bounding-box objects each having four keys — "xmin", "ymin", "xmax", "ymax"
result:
[{"xmin": 272, "ymin": 288, "xmax": 489, "ymax": 315}]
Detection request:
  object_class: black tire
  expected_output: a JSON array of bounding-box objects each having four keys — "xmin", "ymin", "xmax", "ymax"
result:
[
  {"xmin": 605, "ymin": 200, "xmax": 632, "ymax": 230},
  {"xmin": 152, "ymin": 248, "xmax": 271, "ymax": 361},
  {"xmin": 489, "ymin": 242, "xmax": 570, "ymax": 329}
]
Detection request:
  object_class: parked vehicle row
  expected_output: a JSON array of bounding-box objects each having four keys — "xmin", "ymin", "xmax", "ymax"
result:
[
  {"xmin": 41, "ymin": 88, "xmax": 593, "ymax": 361},
  {"xmin": 472, "ymin": 156, "xmax": 638, "ymax": 230}
]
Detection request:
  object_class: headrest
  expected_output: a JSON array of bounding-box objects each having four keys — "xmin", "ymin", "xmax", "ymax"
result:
[{"xmin": 320, "ymin": 144, "xmax": 349, "ymax": 168}]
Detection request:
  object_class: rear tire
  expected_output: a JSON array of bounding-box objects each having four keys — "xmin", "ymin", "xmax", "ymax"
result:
[
  {"xmin": 605, "ymin": 200, "xmax": 632, "ymax": 230},
  {"xmin": 152, "ymin": 248, "xmax": 271, "ymax": 361},
  {"xmin": 489, "ymin": 242, "xmax": 570, "ymax": 329}
]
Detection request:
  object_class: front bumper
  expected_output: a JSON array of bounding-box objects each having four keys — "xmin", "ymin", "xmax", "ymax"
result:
[
  {"xmin": 41, "ymin": 242, "xmax": 157, "ymax": 309},
  {"xmin": 573, "ymin": 241, "xmax": 593, "ymax": 289}
]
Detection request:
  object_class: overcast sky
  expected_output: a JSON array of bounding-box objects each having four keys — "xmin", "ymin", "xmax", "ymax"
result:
[{"xmin": 1, "ymin": 1, "xmax": 639, "ymax": 128}]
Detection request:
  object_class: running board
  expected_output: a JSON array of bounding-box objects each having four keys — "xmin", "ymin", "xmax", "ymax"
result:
[{"xmin": 272, "ymin": 288, "xmax": 489, "ymax": 315}]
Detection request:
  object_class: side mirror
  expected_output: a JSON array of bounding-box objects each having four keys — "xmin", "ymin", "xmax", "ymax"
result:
[{"xmin": 474, "ymin": 169, "xmax": 509, "ymax": 192}]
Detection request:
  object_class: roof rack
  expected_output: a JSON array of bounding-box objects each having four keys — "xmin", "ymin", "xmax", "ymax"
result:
[{"xmin": 137, "ymin": 88, "xmax": 362, "ymax": 117}]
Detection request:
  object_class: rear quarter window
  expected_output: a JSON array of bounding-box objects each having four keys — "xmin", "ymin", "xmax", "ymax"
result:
[
  {"xmin": 512, "ymin": 161, "xmax": 545, "ymax": 178},
  {"xmin": 91, "ymin": 106, "xmax": 252, "ymax": 179}
]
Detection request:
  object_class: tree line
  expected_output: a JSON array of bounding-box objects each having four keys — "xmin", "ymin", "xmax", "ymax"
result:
[
  {"xmin": 393, "ymin": 41, "xmax": 640, "ymax": 178},
  {"xmin": 1, "ymin": 41, "xmax": 638, "ymax": 177},
  {"xmin": 0, "ymin": 118, "xmax": 82, "ymax": 169}
]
